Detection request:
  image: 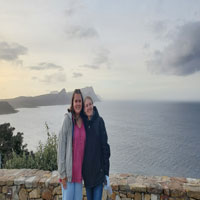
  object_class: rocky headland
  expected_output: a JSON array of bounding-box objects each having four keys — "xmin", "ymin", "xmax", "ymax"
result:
[
  {"xmin": 0, "ymin": 86, "xmax": 100, "ymax": 110},
  {"xmin": 0, "ymin": 101, "xmax": 18, "ymax": 115}
]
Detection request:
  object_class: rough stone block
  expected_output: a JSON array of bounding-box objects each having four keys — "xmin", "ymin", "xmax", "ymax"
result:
[
  {"xmin": 187, "ymin": 188, "xmax": 200, "ymax": 199},
  {"xmin": 160, "ymin": 194, "xmax": 169, "ymax": 200},
  {"xmin": 110, "ymin": 192, "xmax": 116, "ymax": 200},
  {"xmin": 115, "ymin": 195, "xmax": 121, "ymax": 200},
  {"xmin": 147, "ymin": 183, "xmax": 163, "ymax": 194},
  {"xmin": 120, "ymin": 192, "xmax": 127, "ymax": 198},
  {"xmin": 145, "ymin": 194, "xmax": 151, "ymax": 200},
  {"xmin": 171, "ymin": 189, "xmax": 186, "ymax": 197},
  {"xmin": 130, "ymin": 183, "xmax": 146, "ymax": 192},
  {"xmin": 127, "ymin": 192, "xmax": 134, "ymax": 198},
  {"xmin": 53, "ymin": 186, "xmax": 62, "ymax": 195},
  {"xmin": 14, "ymin": 177, "xmax": 26, "ymax": 185},
  {"xmin": 25, "ymin": 176, "xmax": 37, "ymax": 188},
  {"xmin": 119, "ymin": 179, "xmax": 130, "ymax": 191},
  {"xmin": 13, "ymin": 186, "xmax": 20, "ymax": 200},
  {"xmin": 135, "ymin": 192, "xmax": 142, "ymax": 200},
  {"xmin": 0, "ymin": 193, "xmax": 6, "ymax": 200},
  {"xmin": 42, "ymin": 189, "xmax": 52, "ymax": 200},
  {"xmin": 187, "ymin": 179, "xmax": 200, "ymax": 185},
  {"xmin": 163, "ymin": 187, "xmax": 170, "ymax": 196},
  {"xmin": 112, "ymin": 184, "xmax": 119, "ymax": 191},
  {"xmin": 0, "ymin": 181, "xmax": 6, "ymax": 186},
  {"xmin": 151, "ymin": 194, "xmax": 158, "ymax": 200},
  {"xmin": 2, "ymin": 186, "xmax": 7, "ymax": 194},
  {"xmin": 19, "ymin": 188, "xmax": 28, "ymax": 200},
  {"xmin": 6, "ymin": 176, "xmax": 15, "ymax": 186},
  {"xmin": 29, "ymin": 188, "xmax": 41, "ymax": 199}
]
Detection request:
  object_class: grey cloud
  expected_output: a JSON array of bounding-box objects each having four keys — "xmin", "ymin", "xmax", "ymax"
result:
[
  {"xmin": 79, "ymin": 64, "xmax": 99, "ymax": 69},
  {"xmin": 80, "ymin": 48, "xmax": 111, "ymax": 69},
  {"xmin": 143, "ymin": 43, "xmax": 150, "ymax": 49},
  {"xmin": 29, "ymin": 62, "xmax": 64, "ymax": 71},
  {"xmin": 33, "ymin": 73, "xmax": 66, "ymax": 83},
  {"xmin": 194, "ymin": 11, "xmax": 200, "ymax": 17},
  {"xmin": 32, "ymin": 76, "xmax": 37, "ymax": 80},
  {"xmin": 73, "ymin": 72, "xmax": 83, "ymax": 78},
  {"xmin": 65, "ymin": 8, "xmax": 75, "ymax": 16},
  {"xmin": 64, "ymin": 1, "xmax": 98, "ymax": 40},
  {"xmin": 147, "ymin": 21, "xmax": 200, "ymax": 76},
  {"xmin": 152, "ymin": 20, "xmax": 168, "ymax": 34},
  {"xmin": 66, "ymin": 25, "xmax": 98, "ymax": 39},
  {"xmin": 93, "ymin": 48, "xmax": 110, "ymax": 66},
  {"xmin": 42, "ymin": 73, "xmax": 66, "ymax": 83},
  {"xmin": 65, "ymin": 1, "xmax": 83, "ymax": 16},
  {"xmin": 149, "ymin": 20, "xmax": 174, "ymax": 41},
  {"xmin": 0, "ymin": 42, "xmax": 27, "ymax": 61}
]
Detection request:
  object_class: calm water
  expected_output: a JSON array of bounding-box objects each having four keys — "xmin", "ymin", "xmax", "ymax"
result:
[{"xmin": 1, "ymin": 101, "xmax": 200, "ymax": 178}]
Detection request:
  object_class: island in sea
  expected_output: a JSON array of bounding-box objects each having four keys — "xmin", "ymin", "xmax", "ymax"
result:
[{"xmin": 0, "ymin": 86, "xmax": 100, "ymax": 114}]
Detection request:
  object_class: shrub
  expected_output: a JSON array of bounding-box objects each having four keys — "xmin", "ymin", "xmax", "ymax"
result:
[
  {"xmin": 34, "ymin": 123, "xmax": 58, "ymax": 171},
  {"xmin": 4, "ymin": 123, "xmax": 58, "ymax": 171},
  {"xmin": 5, "ymin": 152, "xmax": 35, "ymax": 169}
]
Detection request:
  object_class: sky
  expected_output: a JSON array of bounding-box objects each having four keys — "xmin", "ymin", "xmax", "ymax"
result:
[{"xmin": 0, "ymin": 0, "xmax": 200, "ymax": 101}]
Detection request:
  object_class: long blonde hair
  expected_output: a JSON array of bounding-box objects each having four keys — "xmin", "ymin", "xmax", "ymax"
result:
[{"xmin": 84, "ymin": 96, "xmax": 93, "ymax": 105}]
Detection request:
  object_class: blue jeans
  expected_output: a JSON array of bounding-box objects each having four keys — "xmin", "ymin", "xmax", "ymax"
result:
[
  {"xmin": 61, "ymin": 182, "xmax": 82, "ymax": 200},
  {"xmin": 86, "ymin": 184, "xmax": 103, "ymax": 200}
]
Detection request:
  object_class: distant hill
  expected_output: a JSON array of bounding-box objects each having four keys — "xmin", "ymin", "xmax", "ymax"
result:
[
  {"xmin": 0, "ymin": 86, "xmax": 100, "ymax": 109},
  {"xmin": 0, "ymin": 101, "xmax": 18, "ymax": 115},
  {"xmin": 67, "ymin": 87, "xmax": 100, "ymax": 103}
]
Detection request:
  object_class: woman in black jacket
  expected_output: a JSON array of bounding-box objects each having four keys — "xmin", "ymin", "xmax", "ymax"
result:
[{"xmin": 82, "ymin": 96, "xmax": 110, "ymax": 200}]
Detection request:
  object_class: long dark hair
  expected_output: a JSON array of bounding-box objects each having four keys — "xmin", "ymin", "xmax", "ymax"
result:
[{"xmin": 68, "ymin": 89, "xmax": 84, "ymax": 123}]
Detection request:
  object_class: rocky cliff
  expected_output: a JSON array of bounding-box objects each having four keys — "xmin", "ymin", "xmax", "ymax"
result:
[{"xmin": 0, "ymin": 101, "xmax": 18, "ymax": 115}]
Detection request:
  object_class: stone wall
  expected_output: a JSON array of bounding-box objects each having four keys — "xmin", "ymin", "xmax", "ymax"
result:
[{"xmin": 0, "ymin": 169, "xmax": 200, "ymax": 200}]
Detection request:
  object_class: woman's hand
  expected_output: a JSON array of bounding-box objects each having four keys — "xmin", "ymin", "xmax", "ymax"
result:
[
  {"xmin": 61, "ymin": 177, "xmax": 68, "ymax": 189},
  {"xmin": 104, "ymin": 176, "xmax": 112, "ymax": 194},
  {"xmin": 105, "ymin": 175, "xmax": 110, "ymax": 187}
]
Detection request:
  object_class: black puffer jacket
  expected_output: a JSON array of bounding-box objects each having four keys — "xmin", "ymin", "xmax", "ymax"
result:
[{"xmin": 82, "ymin": 106, "xmax": 110, "ymax": 188}]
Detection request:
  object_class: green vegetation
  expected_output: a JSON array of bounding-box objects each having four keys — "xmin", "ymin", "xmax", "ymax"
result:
[
  {"xmin": 0, "ymin": 123, "xmax": 28, "ymax": 166},
  {"xmin": 0, "ymin": 123, "xmax": 58, "ymax": 171}
]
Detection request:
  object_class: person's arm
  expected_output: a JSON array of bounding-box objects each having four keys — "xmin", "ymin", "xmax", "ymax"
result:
[
  {"xmin": 57, "ymin": 115, "xmax": 69, "ymax": 188},
  {"xmin": 100, "ymin": 117, "xmax": 110, "ymax": 176}
]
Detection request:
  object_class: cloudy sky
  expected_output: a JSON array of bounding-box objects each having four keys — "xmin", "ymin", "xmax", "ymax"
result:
[{"xmin": 0, "ymin": 0, "xmax": 200, "ymax": 101}]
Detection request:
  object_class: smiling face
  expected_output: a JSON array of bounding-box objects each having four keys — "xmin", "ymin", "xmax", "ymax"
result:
[
  {"xmin": 84, "ymin": 98, "xmax": 93, "ymax": 119},
  {"xmin": 73, "ymin": 93, "xmax": 83, "ymax": 115}
]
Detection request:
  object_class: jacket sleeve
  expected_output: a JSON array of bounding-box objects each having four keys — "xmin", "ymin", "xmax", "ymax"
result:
[
  {"xmin": 57, "ymin": 115, "xmax": 69, "ymax": 179},
  {"xmin": 100, "ymin": 117, "xmax": 110, "ymax": 176}
]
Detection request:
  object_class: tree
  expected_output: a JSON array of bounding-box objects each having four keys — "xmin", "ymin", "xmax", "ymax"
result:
[{"xmin": 0, "ymin": 123, "xmax": 28, "ymax": 166}]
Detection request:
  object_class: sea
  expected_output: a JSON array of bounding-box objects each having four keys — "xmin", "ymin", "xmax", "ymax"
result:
[{"xmin": 1, "ymin": 100, "xmax": 200, "ymax": 179}]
